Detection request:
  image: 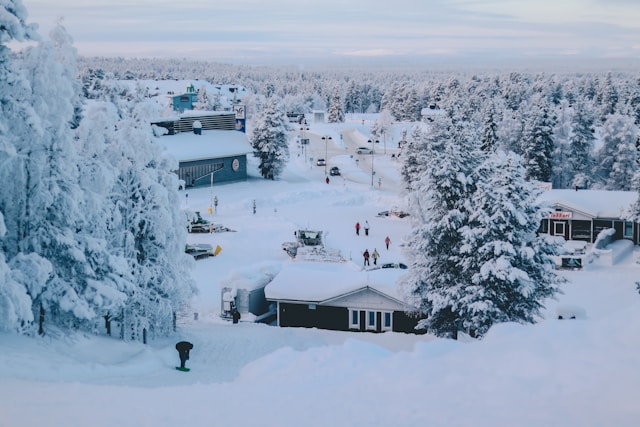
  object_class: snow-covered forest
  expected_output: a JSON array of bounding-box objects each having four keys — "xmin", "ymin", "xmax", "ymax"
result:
[{"xmin": 2, "ymin": 0, "xmax": 640, "ymax": 344}]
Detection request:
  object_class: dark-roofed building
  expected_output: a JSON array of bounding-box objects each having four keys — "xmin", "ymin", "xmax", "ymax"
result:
[{"xmin": 265, "ymin": 262, "xmax": 424, "ymax": 334}]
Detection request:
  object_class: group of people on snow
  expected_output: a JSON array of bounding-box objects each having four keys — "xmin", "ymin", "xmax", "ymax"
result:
[{"xmin": 356, "ymin": 220, "xmax": 393, "ymax": 267}]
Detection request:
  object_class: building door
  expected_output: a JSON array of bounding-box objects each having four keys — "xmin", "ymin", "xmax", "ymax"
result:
[{"xmin": 553, "ymin": 221, "xmax": 566, "ymax": 239}]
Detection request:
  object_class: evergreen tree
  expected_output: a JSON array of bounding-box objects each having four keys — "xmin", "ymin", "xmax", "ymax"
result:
[
  {"xmin": 0, "ymin": 212, "xmax": 52, "ymax": 333},
  {"xmin": 327, "ymin": 87, "xmax": 345, "ymax": 123},
  {"xmin": 521, "ymin": 99, "xmax": 555, "ymax": 182},
  {"xmin": 597, "ymin": 113, "xmax": 638, "ymax": 189},
  {"xmin": 568, "ymin": 102, "xmax": 596, "ymax": 189},
  {"xmin": 551, "ymin": 100, "xmax": 573, "ymax": 189},
  {"xmin": 459, "ymin": 151, "xmax": 563, "ymax": 337},
  {"xmin": 480, "ymin": 102, "xmax": 499, "ymax": 152},
  {"xmin": 15, "ymin": 25, "xmax": 131, "ymax": 331},
  {"xmin": 402, "ymin": 115, "xmax": 482, "ymax": 339},
  {"xmin": 107, "ymin": 101, "xmax": 196, "ymax": 341},
  {"xmin": 400, "ymin": 126, "xmax": 428, "ymax": 192},
  {"xmin": 251, "ymin": 97, "xmax": 290, "ymax": 180}
]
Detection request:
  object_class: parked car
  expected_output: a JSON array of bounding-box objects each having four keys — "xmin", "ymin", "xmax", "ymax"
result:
[
  {"xmin": 357, "ymin": 147, "xmax": 374, "ymax": 154},
  {"xmin": 316, "ymin": 158, "xmax": 326, "ymax": 166},
  {"xmin": 381, "ymin": 262, "xmax": 408, "ymax": 269},
  {"xmin": 329, "ymin": 166, "xmax": 341, "ymax": 176},
  {"xmin": 377, "ymin": 209, "xmax": 410, "ymax": 218}
]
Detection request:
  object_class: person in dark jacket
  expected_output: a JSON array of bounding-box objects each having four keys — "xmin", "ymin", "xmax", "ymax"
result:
[
  {"xmin": 232, "ymin": 308, "xmax": 241, "ymax": 324},
  {"xmin": 363, "ymin": 249, "xmax": 370, "ymax": 266},
  {"xmin": 175, "ymin": 341, "xmax": 193, "ymax": 369}
]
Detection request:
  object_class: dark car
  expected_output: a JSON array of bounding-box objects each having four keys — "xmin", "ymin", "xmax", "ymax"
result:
[
  {"xmin": 377, "ymin": 209, "xmax": 410, "ymax": 218},
  {"xmin": 329, "ymin": 166, "xmax": 341, "ymax": 176},
  {"xmin": 381, "ymin": 262, "xmax": 408, "ymax": 269}
]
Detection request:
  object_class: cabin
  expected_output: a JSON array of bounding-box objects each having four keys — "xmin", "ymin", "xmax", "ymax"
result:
[
  {"xmin": 265, "ymin": 262, "xmax": 424, "ymax": 333},
  {"xmin": 538, "ymin": 189, "xmax": 640, "ymax": 244}
]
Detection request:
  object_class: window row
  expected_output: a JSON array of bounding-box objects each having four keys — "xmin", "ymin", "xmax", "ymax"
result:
[{"xmin": 349, "ymin": 309, "xmax": 393, "ymax": 331}]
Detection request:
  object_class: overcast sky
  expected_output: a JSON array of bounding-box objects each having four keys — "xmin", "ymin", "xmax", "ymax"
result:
[{"xmin": 21, "ymin": 0, "xmax": 640, "ymax": 67}]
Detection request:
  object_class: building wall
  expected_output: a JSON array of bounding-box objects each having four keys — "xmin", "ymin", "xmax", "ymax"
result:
[
  {"xmin": 277, "ymin": 302, "xmax": 423, "ymax": 334},
  {"xmin": 540, "ymin": 217, "xmax": 638, "ymax": 244},
  {"xmin": 179, "ymin": 154, "xmax": 247, "ymax": 187}
]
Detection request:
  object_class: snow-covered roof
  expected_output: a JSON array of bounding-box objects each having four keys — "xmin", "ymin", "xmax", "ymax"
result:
[
  {"xmin": 155, "ymin": 129, "xmax": 252, "ymax": 162},
  {"xmin": 538, "ymin": 189, "xmax": 638, "ymax": 219},
  {"xmin": 264, "ymin": 261, "xmax": 407, "ymax": 303},
  {"xmin": 152, "ymin": 110, "xmax": 235, "ymax": 123}
]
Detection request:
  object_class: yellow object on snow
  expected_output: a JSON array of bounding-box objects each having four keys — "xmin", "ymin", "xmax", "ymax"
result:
[{"xmin": 214, "ymin": 245, "xmax": 222, "ymax": 256}]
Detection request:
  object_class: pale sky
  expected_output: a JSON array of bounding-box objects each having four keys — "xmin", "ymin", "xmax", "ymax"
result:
[{"xmin": 21, "ymin": 0, "xmax": 640, "ymax": 66}]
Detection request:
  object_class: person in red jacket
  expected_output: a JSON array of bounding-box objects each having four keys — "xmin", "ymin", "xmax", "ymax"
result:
[
  {"xmin": 385, "ymin": 236, "xmax": 391, "ymax": 250},
  {"xmin": 355, "ymin": 222, "xmax": 360, "ymax": 236},
  {"xmin": 363, "ymin": 249, "xmax": 370, "ymax": 266}
]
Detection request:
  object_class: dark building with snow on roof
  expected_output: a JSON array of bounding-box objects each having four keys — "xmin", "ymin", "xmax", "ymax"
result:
[
  {"xmin": 153, "ymin": 112, "xmax": 252, "ymax": 188},
  {"xmin": 538, "ymin": 189, "xmax": 640, "ymax": 244},
  {"xmin": 265, "ymin": 262, "xmax": 425, "ymax": 334}
]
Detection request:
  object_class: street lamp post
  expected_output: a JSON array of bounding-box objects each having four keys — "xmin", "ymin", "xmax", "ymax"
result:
[
  {"xmin": 300, "ymin": 126, "xmax": 309, "ymax": 163},
  {"xmin": 322, "ymin": 135, "xmax": 332, "ymax": 175},
  {"xmin": 367, "ymin": 139, "xmax": 378, "ymax": 187}
]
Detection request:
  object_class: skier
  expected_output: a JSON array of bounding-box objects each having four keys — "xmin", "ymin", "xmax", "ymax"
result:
[
  {"xmin": 385, "ymin": 236, "xmax": 391, "ymax": 250},
  {"xmin": 355, "ymin": 222, "xmax": 360, "ymax": 236},
  {"xmin": 363, "ymin": 249, "xmax": 370, "ymax": 266},
  {"xmin": 372, "ymin": 248, "xmax": 379, "ymax": 265},
  {"xmin": 364, "ymin": 221, "xmax": 370, "ymax": 236},
  {"xmin": 175, "ymin": 341, "xmax": 193, "ymax": 370}
]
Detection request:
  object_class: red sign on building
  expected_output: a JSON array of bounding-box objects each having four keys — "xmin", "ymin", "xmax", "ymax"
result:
[{"xmin": 549, "ymin": 212, "xmax": 572, "ymax": 219}]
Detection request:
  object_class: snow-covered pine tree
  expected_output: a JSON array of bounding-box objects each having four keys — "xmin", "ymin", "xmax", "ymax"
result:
[
  {"xmin": 480, "ymin": 102, "xmax": 499, "ymax": 152},
  {"xmin": 401, "ymin": 115, "xmax": 483, "ymax": 339},
  {"xmin": 0, "ymin": 0, "xmax": 40, "ymax": 258},
  {"xmin": 400, "ymin": 126, "xmax": 428, "ymax": 192},
  {"xmin": 551, "ymin": 99, "xmax": 573, "ymax": 189},
  {"xmin": 458, "ymin": 151, "xmax": 563, "ymax": 337},
  {"xmin": 568, "ymin": 102, "xmax": 596, "ymax": 189},
  {"xmin": 251, "ymin": 97, "xmax": 290, "ymax": 180},
  {"xmin": 596, "ymin": 113, "xmax": 638, "ymax": 190},
  {"xmin": 107, "ymin": 101, "xmax": 196, "ymax": 341},
  {"xmin": 521, "ymin": 97, "xmax": 555, "ymax": 183},
  {"xmin": 0, "ymin": 212, "xmax": 52, "ymax": 333},
  {"xmin": 327, "ymin": 87, "xmax": 345, "ymax": 123},
  {"xmin": 11, "ymin": 24, "xmax": 135, "ymax": 332}
]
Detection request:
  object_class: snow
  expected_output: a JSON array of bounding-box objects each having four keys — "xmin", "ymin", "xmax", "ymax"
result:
[
  {"xmin": 2, "ymin": 116, "xmax": 640, "ymax": 426},
  {"xmin": 539, "ymin": 189, "xmax": 638, "ymax": 218},
  {"xmin": 155, "ymin": 129, "xmax": 253, "ymax": 162}
]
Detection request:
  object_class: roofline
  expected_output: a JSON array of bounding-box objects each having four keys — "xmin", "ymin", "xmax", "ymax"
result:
[{"xmin": 267, "ymin": 285, "xmax": 414, "ymax": 309}]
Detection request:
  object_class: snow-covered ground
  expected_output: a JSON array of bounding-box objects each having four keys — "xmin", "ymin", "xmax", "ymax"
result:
[{"xmin": 2, "ymin": 117, "xmax": 640, "ymax": 426}]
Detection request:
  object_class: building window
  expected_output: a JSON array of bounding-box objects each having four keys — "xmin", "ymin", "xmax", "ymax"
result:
[
  {"xmin": 382, "ymin": 312, "xmax": 392, "ymax": 331},
  {"xmin": 624, "ymin": 221, "xmax": 634, "ymax": 239},
  {"xmin": 349, "ymin": 309, "xmax": 360, "ymax": 329},
  {"xmin": 367, "ymin": 311, "xmax": 377, "ymax": 330}
]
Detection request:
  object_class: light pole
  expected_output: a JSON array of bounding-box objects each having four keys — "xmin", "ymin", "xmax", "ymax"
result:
[
  {"xmin": 300, "ymin": 126, "xmax": 309, "ymax": 163},
  {"xmin": 368, "ymin": 139, "xmax": 379, "ymax": 187},
  {"xmin": 322, "ymin": 135, "xmax": 332, "ymax": 175},
  {"xmin": 206, "ymin": 167, "xmax": 224, "ymax": 214}
]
